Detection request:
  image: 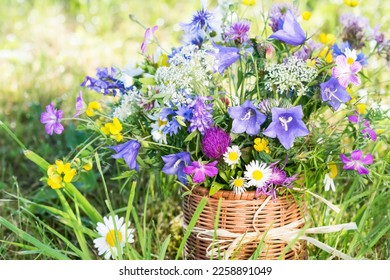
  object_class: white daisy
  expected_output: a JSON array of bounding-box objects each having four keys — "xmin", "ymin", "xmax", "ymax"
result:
[
  {"xmin": 244, "ymin": 160, "xmax": 272, "ymax": 188},
  {"xmin": 323, "ymin": 173, "xmax": 336, "ymax": 192},
  {"xmin": 229, "ymin": 177, "xmax": 248, "ymax": 195},
  {"xmin": 223, "ymin": 145, "xmax": 241, "ymax": 166},
  {"xmin": 344, "ymin": 47, "xmax": 357, "ymax": 65},
  {"xmin": 93, "ymin": 215, "xmax": 135, "ymax": 260}
]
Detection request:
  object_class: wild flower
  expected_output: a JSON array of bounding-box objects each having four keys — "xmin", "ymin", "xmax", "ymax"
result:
[
  {"xmin": 109, "ymin": 140, "xmax": 141, "ymax": 171},
  {"xmin": 228, "ymin": 100, "xmax": 266, "ymax": 135},
  {"xmin": 183, "ymin": 160, "xmax": 218, "ymax": 184},
  {"xmin": 40, "ymin": 103, "xmax": 64, "ymax": 135},
  {"xmin": 202, "ymin": 127, "xmax": 231, "ymax": 159},
  {"xmin": 340, "ymin": 150, "xmax": 373, "ymax": 175}
]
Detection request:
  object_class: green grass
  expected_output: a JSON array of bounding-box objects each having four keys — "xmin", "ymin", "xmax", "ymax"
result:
[{"xmin": 1, "ymin": 0, "xmax": 389, "ymax": 260}]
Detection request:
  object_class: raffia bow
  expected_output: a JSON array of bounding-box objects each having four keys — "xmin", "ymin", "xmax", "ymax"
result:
[{"xmin": 183, "ymin": 193, "xmax": 358, "ymax": 260}]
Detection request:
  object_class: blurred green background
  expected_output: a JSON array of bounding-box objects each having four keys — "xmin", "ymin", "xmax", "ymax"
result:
[{"xmin": 0, "ymin": 0, "xmax": 389, "ymax": 259}]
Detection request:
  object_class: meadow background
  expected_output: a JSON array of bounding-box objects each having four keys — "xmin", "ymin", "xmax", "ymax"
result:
[{"xmin": 0, "ymin": 0, "xmax": 389, "ymax": 260}]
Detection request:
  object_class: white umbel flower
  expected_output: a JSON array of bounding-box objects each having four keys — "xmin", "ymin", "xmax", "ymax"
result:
[
  {"xmin": 244, "ymin": 160, "xmax": 272, "ymax": 188},
  {"xmin": 229, "ymin": 177, "xmax": 248, "ymax": 195},
  {"xmin": 323, "ymin": 173, "xmax": 336, "ymax": 192},
  {"xmin": 223, "ymin": 145, "xmax": 241, "ymax": 166},
  {"xmin": 93, "ymin": 215, "xmax": 135, "ymax": 260}
]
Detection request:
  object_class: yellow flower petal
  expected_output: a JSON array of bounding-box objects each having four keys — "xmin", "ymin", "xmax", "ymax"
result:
[
  {"xmin": 328, "ymin": 163, "xmax": 338, "ymax": 179},
  {"xmin": 242, "ymin": 0, "xmax": 255, "ymax": 6},
  {"xmin": 83, "ymin": 162, "xmax": 93, "ymax": 171},
  {"xmin": 357, "ymin": 104, "xmax": 366, "ymax": 114},
  {"xmin": 302, "ymin": 11, "xmax": 312, "ymax": 21},
  {"xmin": 63, "ymin": 169, "xmax": 76, "ymax": 183}
]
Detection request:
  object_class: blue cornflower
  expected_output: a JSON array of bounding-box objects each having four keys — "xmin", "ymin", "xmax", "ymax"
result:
[
  {"xmin": 224, "ymin": 20, "xmax": 251, "ymax": 44},
  {"xmin": 162, "ymin": 152, "xmax": 191, "ymax": 184},
  {"xmin": 81, "ymin": 67, "xmax": 128, "ymax": 96},
  {"xmin": 228, "ymin": 100, "xmax": 266, "ymax": 136},
  {"xmin": 109, "ymin": 140, "xmax": 141, "ymax": 171}
]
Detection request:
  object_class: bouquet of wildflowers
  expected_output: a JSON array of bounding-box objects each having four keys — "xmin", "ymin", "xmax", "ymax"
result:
[{"xmin": 3, "ymin": 0, "xmax": 388, "ymax": 260}]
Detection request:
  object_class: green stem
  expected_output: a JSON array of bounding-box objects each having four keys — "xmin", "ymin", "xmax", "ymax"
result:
[{"xmin": 0, "ymin": 120, "xmax": 27, "ymax": 150}]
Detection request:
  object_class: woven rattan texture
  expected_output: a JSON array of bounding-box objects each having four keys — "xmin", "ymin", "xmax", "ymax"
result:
[{"xmin": 183, "ymin": 186, "xmax": 307, "ymax": 260}]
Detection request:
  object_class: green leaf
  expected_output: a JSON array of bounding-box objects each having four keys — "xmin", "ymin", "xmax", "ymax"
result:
[
  {"xmin": 209, "ymin": 182, "xmax": 225, "ymax": 196},
  {"xmin": 184, "ymin": 130, "xmax": 198, "ymax": 142}
]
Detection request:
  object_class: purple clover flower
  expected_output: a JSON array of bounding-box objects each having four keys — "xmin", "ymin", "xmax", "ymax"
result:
[
  {"xmin": 189, "ymin": 97, "xmax": 213, "ymax": 135},
  {"xmin": 210, "ymin": 43, "xmax": 240, "ymax": 74},
  {"xmin": 228, "ymin": 100, "xmax": 266, "ymax": 136},
  {"xmin": 340, "ymin": 150, "xmax": 373, "ymax": 175},
  {"xmin": 183, "ymin": 161, "xmax": 218, "ymax": 184},
  {"xmin": 109, "ymin": 140, "xmax": 141, "ymax": 171},
  {"xmin": 202, "ymin": 127, "xmax": 231, "ymax": 159},
  {"xmin": 332, "ymin": 55, "xmax": 362, "ymax": 88},
  {"xmin": 320, "ymin": 77, "xmax": 351, "ymax": 110},
  {"xmin": 81, "ymin": 67, "xmax": 127, "ymax": 96},
  {"xmin": 162, "ymin": 152, "xmax": 191, "ymax": 184},
  {"xmin": 268, "ymin": 10, "xmax": 305, "ymax": 46},
  {"xmin": 74, "ymin": 91, "xmax": 85, "ymax": 117},
  {"xmin": 40, "ymin": 103, "xmax": 64, "ymax": 135},
  {"xmin": 263, "ymin": 105, "xmax": 309, "ymax": 150},
  {"xmin": 141, "ymin": 25, "xmax": 158, "ymax": 54},
  {"xmin": 224, "ymin": 20, "xmax": 250, "ymax": 44}
]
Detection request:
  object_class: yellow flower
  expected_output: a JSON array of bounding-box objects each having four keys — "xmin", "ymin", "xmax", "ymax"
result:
[
  {"xmin": 356, "ymin": 104, "xmax": 366, "ymax": 114},
  {"xmin": 344, "ymin": 0, "xmax": 358, "ymax": 7},
  {"xmin": 302, "ymin": 11, "xmax": 312, "ymax": 21},
  {"xmin": 242, "ymin": 0, "xmax": 255, "ymax": 6},
  {"xmin": 254, "ymin": 138, "xmax": 270, "ymax": 154},
  {"xmin": 63, "ymin": 168, "xmax": 76, "ymax": 183},
  {"xmin": 319, "ymin": 47, "xmax": 333, "ymax": 63},
  {"xmin": 328, "ymin": 162, "xmax": 338, "ymax": 179},
  {"xmin": 47, "ymin": 160, "xmax": 77, "ymax": 189},
  {"xmin": 101, "ymin": 118, "xmax": 123, "ymax": 142},
  {"xmin": 306, "ymin": 59, "xmax": 316, "ymax": 67},
  {"xmin": 86, "ymin": 101, "xmax": 101, "ymax": 117},
  {"xmin": 158, "ymin": 54, "xmax": 169, "ymax": 67},
  {"xmin": 319, "ymin": 33, "xmax": 336, "ymax": 45},
  {"xmin": 83, "ymin": 160, "xmax": 93, "ymax": 171}
]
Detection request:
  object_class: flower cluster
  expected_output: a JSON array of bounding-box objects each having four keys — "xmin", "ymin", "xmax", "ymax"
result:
[{"xmin": 36, "ymin": 1, "xmax": 386, "ymax": 258}]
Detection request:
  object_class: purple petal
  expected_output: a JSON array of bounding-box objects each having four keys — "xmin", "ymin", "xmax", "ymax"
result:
[
  {"xmin": 348, "ymin": 115, "xmax": 359, "ymax": 124},
  {"xmin": 183, "ymin": 165, "xmax": 196, "ymax": 175},
  {"xmin": 351, "ymin": 150, "xmax": 363, "ymax": 161},
  {"xmin": 340, "ymin": 154, "xmax": 352, "ymax": 165},
  {"xmin": 53, "ymin": 122, "xmax": 64, "ymax": 135},
  {"xmin": 228, "ymin": 106, "xmax": 244, "ymax": 119},
  {"xmin": 45, "ymin": 123, "xmax": 54, "ymax": 135},
  {"xmin": 361, "ymin": 154, "xmax": 374, "ymax": 165},
  {"xmin": 356, "ymin": 165, "xmax": 369, "ymax": 175},
  {"xmin": 350, "ymin": 62, "xmax": 362, "ymax": 73},
  {"xmin": 192, "ymin": 169, "xmax": 206, "ymax": 183}
]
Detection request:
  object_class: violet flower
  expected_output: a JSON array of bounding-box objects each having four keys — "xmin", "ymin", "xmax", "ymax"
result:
[
  {"xmin": 188, "ymin": 97, "xmax": 213, "ymax": 135},
  {"xmin": 141, "ymin": 25, "xmax": 158, "ymax": 54},
  {"xmin": 210, "ymin": 43, "xmax": 240, "ymax": 74},
  {"xmin": 224, "ymin": 20, "xmax": 250, "ymax": 44},
  {"xmin": 228, "ymin": 100, "xmax": 266, "ymax": 136},
  {"xmin": 268, "ymin": 11, "xmax": 306, "ymax": 46},
  {"xmin": 202, "ymin": 127, "xmax": 231, "ymax": 159},
  {"xmin": 320, "ymin": 77, "xmax": 351, "ymax": 110},
  {"xmin": 340, "ymin": 150, "xmax": 373, "ymax": 175},
  {"xmin": 362, "ymin": 120, "xmax": 377, "ymax": 141},
  {"xmin": 183, "ymin": 161, "xmax": 218, "ymax": 184},
  {"xmin": 162, "ymin": 152, "xmax": 191, "ymax": 184},
  {"xmin": 40, "ymin": 103, "xmax": 64, "ymax": 135},
  {"xmin": 74, "ymin": 91, "xmax": 86, "ymax": 117},
  {"xmin": 81, "ymin": 67, "xmax": 127, "ymax": 96},
  {"xmin": 109, "ymin": 140, "xmax": 141, "ymax": 171},
  {"xmin": 332, "ymin": 55, "xmax": 362, "ymax": 88},
  {"xmin": 263, "ymin": 105, "xmax": 309, "ymax": 150}
]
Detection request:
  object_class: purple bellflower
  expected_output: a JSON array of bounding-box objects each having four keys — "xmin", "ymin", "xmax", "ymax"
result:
[
  {"xmin": 263, "ymin": 105, "xmax": 309, "ymax": 150},
  {"xmin": 228, "ymin": 100, "xmax": 266, "ymax": 136},
  {"xmin": 40, "ymin": 103, "xmax": 64, "ymax": 135},
  {"xmin": 109, "ymin": 140, "xmax": 141, "ymax": 171},
  {"xmin": 141, "ymin": 25, "xmax": 158, "ymax": 54},
  {"xmin": 340, "ymin": 150, "xmax": 373, "ymax": 175},
  {"xmin": 202, "ymin": 127, "xmax": 231, "ymax": 159},
  {"xmin": 269, "ymin": 11, "xmax": 306, "ymax": 46},
  {"xmin": 320, "ymin": 77, "xmax": 351, "ymax": 110},
  {"xmin": 210, "ymin": 43, "xmax": 240, "ymax": 74},
  {"xmin": 162, "ymin": 152, "xmax": 191, "ymax": 184},
  {"xmin": 183, "ymin": 161, "xmax": 218, "ymax": 184}
]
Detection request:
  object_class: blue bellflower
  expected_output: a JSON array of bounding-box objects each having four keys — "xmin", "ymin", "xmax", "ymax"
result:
[
  {"xmin": 320, "ymin": 77, "xmax": 351, "ymax": 110},
  {"xmin": 81, "ymin": 67, "xmax": 128, "ymax": 96},
  {"xmin": 228, "ymin": 100, "xmax": 266, "ymax": 135},
  {"xmin": 269, "ymin": 11, "xmax": 305, "ymax": 46},
  {"xmin": 211, "ymin": 43, "xmax": 240, "ymax": 74},
  {"xmin": 162, "ymin": 152, "xmax": 191, "ymax": 184},
  {"xmin": 109, "ymin": 140, "xmax": 141, "ymax": 171},
  {"xmin": 263, "ymin": 106, "xmax": 309, "ymax": 149}
]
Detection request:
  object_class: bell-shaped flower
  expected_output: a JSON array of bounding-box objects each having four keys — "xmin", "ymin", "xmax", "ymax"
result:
[
  {"xmin": 268, "ymin": 11, "xmax": 306, "ymax": 46},
  {"xmin": 228, "ymin": 100, "xmax": 266, "ymax": 136}
]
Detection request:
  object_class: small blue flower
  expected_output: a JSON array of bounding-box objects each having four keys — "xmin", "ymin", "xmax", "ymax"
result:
[
  {"xmin": 263, "ymin": 106, "xmax": 309, "ymax": 150},
  {"xmin": 228, "ymin": 100, "xmax": 266, "ymax": 136},
  {"xmin": 210, "ymin": 43, "xmax": 240, "ymax": 74},
  {"xmin": 162, "ymin": 152, "xmax": 191, "ymax": 184},
  {"xmin": 109, "ymin": 140, "xmax": 141, "ymax": 171},
  {"xmin": 269, "ymin": 11, "xmax": 305, "ymax": 46},
  {"xmin": 81, "ymin": 67, "xmax": 128, "ymax": 96},
  {"xmin": 320, "ymin": 77, "xmax": 351, "ymax": 110}
]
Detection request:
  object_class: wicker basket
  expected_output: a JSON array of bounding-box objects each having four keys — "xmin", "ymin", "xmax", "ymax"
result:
[{"xmin": 183, "ymin": 186, "xmax": 307, "ymax": 260}]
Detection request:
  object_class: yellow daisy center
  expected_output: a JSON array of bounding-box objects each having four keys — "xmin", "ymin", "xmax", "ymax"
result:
[
  {"xmin": 106, "ymin": 230, "xmax": 123, "ymax": 247},
  {"xmin": 233, "ymin": 178, "xmax": 244, "ymax": 188},
  {"xmin": 228, "ymin": 151, "xmax": 238, "ymax": 161},
  {"xmin": 347, "ymin": 57, "xmax": 355, "ymax": 65},
  {"xmin": 252, "ymin": 170, "xmax": 263, "ymax": 181}
]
